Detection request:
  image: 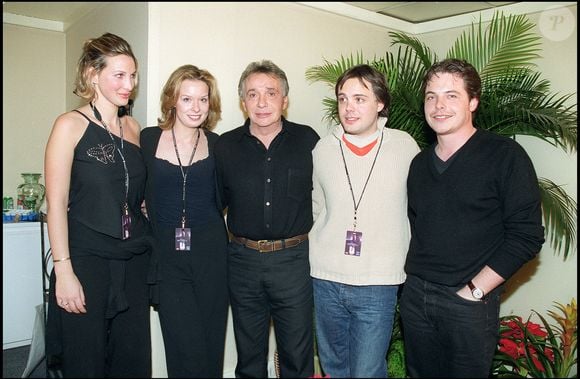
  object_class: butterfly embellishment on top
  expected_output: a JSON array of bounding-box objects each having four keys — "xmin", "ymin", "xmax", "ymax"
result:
[{"xmin": 87, "ymin": 143, "xmax": 116, "ymax": 164}]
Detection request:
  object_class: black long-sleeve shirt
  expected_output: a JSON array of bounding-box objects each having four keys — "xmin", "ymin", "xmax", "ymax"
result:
[
  {"xmin": 405, "ymin": 128, "xmax": 545, "ymax": 286},
  {"xmin": 214, "ymin": 117, "xmax": 320, "ymax": 240}
]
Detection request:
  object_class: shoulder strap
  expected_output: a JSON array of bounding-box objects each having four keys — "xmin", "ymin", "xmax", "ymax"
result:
[
  {"xmin": 140, "ymin": 126, "xmax": 162, "ymax": 157},
  {"xmin": 72, "ymin": 109, "xmax": 92, "ymax": 123}
]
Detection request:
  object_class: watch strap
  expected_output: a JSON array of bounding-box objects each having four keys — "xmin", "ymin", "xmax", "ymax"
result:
[
  {"xmin": 468, "ymin": 280, "xmax": 484, "ymax": 299},
  {"xmin": 467, "ymin": 280, "xmax": 476, "ymax": 291}
]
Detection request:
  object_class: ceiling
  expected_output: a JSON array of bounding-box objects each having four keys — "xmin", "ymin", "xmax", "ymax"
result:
[
  {"xmin": 3, "ymin": 2, "xmax": 107, "ymax": 26},
  {"xmin": 346, "ymin": 2, "xmax": 516, "ymax": 23},
  {"xmin": 3, "ymin": 2, "xmax": 518, "ymax": 26}
]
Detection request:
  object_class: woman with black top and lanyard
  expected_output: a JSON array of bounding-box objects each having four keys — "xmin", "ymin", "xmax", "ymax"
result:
[
  {"xmin": 44, "ymin": 33, "xmax": 152, "ymax": 377},
  {"xmin": 140, "ymin": 64, "xmax": 229, "ymax": 378}
]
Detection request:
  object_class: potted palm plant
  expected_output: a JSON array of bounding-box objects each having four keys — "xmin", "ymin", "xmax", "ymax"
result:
[{"xmin": 305, "ymin": 11, "xmax": 577, "ymax": 261}]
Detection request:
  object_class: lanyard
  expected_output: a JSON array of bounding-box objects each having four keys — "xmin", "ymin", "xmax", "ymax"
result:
[
  {"xmin": 90, "ymin": 103, "xmax": 129, "ymax": 212},
  {"xmin": 171, "ymin": 127, "xmax": 201, "ymax": 228},
  {"xmin": 338, "ymin": 131, "xmax": 383, "ymax": 230}
]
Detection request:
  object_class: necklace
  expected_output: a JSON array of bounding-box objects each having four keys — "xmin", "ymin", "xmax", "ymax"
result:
[
  {"xmin": 90, "ymin": 102, "xmax": 131, "ymax": 239},
  {"xmin": 338, "ymin": 131, "xmax": 383, "ymax": 256},
  {"xmin": 338, "ymin": 130, "xmax": 383, "ymax": 231},
  {"xmin": 171, "ymin": 127, "xmax": 201, "ymax": 248}
]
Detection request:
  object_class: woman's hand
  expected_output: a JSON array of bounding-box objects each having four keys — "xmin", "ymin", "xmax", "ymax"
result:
[{"xmin": 55, "ymin": 271, "xmax": 86, "ymax": 313}]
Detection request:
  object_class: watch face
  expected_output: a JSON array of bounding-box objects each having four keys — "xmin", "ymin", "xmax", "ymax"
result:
[{"xmin": 472, "ymin": 288, "xmax": 484, "ymax": 299}]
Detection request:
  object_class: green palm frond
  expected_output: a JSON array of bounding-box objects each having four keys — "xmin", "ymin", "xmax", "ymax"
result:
[
  {"xmin": 305, "ymin": 52, "xmax": 366, "ymax": 88},
  {"xmin": 528, "ymin": 93, "xmax": 578, "ymax": 153},
  {"xmin": 477, "ymin": 69, "xmax": 578, "ymax": 152},
  {"xmin": 305, "ymin": 52, "xmax": 368, "ymax": 124},
  {"xmin": 320, "ymin": 97, "xmax": 339, "ymax": 125},
  {"xmin": 388, "ymin": 32, "xmax": 437, "ymax": 69},
  {"xmin": 381, "ymin": 46, "xmax": 435, "ymax": 148},
  {"xmin": 539, "ymin": 178, "xmax": 577, "ymax": 260},
  {"xmin": 447, "ymin": 12, "xmax": 541, "ymax": 76}
]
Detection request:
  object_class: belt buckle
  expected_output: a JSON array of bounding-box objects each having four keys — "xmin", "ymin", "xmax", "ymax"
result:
[{"xmin": 257, "ymin": 240, "xmax": 273, "ymax": 253}]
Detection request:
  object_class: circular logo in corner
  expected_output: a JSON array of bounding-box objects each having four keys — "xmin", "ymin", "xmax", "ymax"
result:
[{"xmin": 539, "ymin": 6, "xmax": 576, "ymax": 42}]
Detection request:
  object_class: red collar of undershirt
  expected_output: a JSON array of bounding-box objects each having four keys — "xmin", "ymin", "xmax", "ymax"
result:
[{"xmin": 342, "ymin": 134, "xmax": 379, "ymax": 156}]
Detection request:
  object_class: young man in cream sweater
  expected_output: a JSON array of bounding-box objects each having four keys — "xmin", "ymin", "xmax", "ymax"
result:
[{"xmin": 309, "ymin": 64, "xmax": 419, "ymax": 378}]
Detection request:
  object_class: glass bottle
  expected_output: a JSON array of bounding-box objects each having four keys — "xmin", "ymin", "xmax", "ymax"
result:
[{"xmin": 16, "ymin": 173, "xmax": 46, "ymax": 212}]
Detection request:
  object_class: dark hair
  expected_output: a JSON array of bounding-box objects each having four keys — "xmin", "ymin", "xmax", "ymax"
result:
[
  {"xmin": 238, "ymin": 60, "xmax": 289, "ymax": 98},
  {"xmin": 421, "ymin": 58, "xmax": 481, "ymax": 101},
  {"xmin": 157, "ymin": 65, "xmax": 222, "ymax": 131},
  {"xmin": 73, "ymin": 33, "xmax": 137, "ymax": 100},
  {"xmin": 335, "ymin": 64, "xmax": 391, "ymax": 118}
]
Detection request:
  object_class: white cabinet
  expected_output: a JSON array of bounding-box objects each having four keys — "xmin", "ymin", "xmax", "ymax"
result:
[{"xmin": 2, "ymin": 222, "xmax": 49, "ymax": 349}]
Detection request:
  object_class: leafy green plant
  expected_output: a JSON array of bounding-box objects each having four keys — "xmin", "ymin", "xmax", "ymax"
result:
[
  {"xmin": 491, "ymin": 298, "xmax": 577, "ymax": 378},
  {"xmin": 387, "ymin": 303, "xmax": 406, "ymax": 378},
  {"xmin": 305, "ymin": 11, "xmax": 577, "ymax": 260}
]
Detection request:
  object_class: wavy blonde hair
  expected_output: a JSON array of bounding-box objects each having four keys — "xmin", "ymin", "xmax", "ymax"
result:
[
  {"xmin": 158, "ymin": 64, "xmax": 222, "ymax": 131},
  {"xmin": 73, "ymin": 32, "xmax": 138, "ymax": 101}
]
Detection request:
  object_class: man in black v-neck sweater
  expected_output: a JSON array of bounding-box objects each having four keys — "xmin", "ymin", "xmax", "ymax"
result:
[{"xmin": 400, "ymin": 59, "xmax": 545, "ymax": 378}]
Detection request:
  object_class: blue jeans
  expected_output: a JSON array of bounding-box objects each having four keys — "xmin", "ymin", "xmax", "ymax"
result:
[
  {"xmin": 399, "ymin": 275, "xmax": 501, "ymax": 378},
  {"xmin": 313, "ymin": 278, "xmax": 398, "ymax": 378}
]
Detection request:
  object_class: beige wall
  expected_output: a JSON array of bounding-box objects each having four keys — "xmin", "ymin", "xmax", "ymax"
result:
[
  {"xmin": 146, "ymin": 2, "xmax": 392, "ymax": 136},
  {"xmin": 2, "ymin": 2, "xmax": 148, "ymax": 202},
  {"xmin": 2, "ymin": 24, "xmax": 65, "ymax": 200},
  {"xmin": 65, "ymin": 2, "xmax": 148, "ymax": 125},
  {"xmin": 3, "ymin": 2, "xmax": 577, "ymax": 377}
]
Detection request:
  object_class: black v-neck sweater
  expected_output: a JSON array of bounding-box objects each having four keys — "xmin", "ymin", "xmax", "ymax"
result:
[{"xmin": 405, "ymin": 129, "xmax": 545, "ymax": 286}]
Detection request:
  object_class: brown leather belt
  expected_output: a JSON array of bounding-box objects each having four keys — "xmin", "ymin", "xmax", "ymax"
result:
[{"xmin": 231, "ymin": 234, "xmax": 308, "ymax": 253}]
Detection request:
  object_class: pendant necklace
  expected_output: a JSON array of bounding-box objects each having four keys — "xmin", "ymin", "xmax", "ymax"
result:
[
  {"xmin": 172, "ymin": 127, "xmax": 201, "ymax": 251},
  {"xmin": 90, "ymin": 102, "xmax": 131, "ymax": 240},
  {"xmin": 338, "ymin": 130, "xmax": 383, "ymax": 256}
]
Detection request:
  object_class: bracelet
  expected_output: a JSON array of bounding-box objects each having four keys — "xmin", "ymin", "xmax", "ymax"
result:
[{"xmin": 53, "ymin": 256, "xmax": 71, "ymax": 263}]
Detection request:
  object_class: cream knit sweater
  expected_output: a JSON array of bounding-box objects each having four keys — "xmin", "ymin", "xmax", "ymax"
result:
[{"xmin": 309, "ymin": 125, "xmax": 420, "ymax": 286}]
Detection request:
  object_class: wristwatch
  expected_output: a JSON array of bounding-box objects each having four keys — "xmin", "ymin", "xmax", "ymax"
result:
[{"xmin": 468, "ymin": 280, "xmax": 484, "ymax": 300}]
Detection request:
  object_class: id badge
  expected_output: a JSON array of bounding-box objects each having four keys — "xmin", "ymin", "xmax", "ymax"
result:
[
  {"xmin": 121, "ymin": 214, "xmax": 131, "ymax": 240},
  {"xmin": 175, "ymin": 227, "xmax": 191, "ymax": 251},
  {"xmin": 344, "ymin": 230, "xmax": 362, "ymax": 256}
]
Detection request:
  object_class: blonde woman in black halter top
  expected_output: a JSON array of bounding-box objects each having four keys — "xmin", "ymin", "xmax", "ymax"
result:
[{"xmin": 44, "ymin": 32, "xmax": 152, "ymax": 377}]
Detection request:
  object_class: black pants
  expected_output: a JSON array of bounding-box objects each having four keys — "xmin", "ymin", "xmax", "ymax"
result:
[
  {"xmin": 228, "ymin": 241, "xmax": 314, "ymax": 378},
  {"xmin": 156, "ymin": 221, "xmax": 229, "ymax": 378},
  {"xmin": 47, "ymin": 252, "xmax": 151, "ymax": 378},
  {"xmin": 400, "ymin": 275, "xmax": 501, "ymax": 378}
]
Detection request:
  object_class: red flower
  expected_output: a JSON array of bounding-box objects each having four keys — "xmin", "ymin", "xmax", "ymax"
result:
[
  {"xmin": 527, "ymin": 345, "xmax": 546, "ymax": 372},
  {"xmin": 492, "ymin": 300, "xmax": 577, "ymax": 378},
  {"xmin": 498, "ymin": 317, "xmax": 553, "ymax": 373},
  {"xmin": 544, "ymin": 346, "xmax": 555, "ymax": 362},
  {"xmin": 498, "ymin": 338, "xmax": 523, "ymax": 360},
  {"xmin": 526, "ymin": 321, "xmax": 548, "ymax": 338}
]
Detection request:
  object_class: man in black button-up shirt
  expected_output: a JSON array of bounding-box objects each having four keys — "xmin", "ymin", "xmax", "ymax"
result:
[{"xmin": 215, "ymin": 60, "xmax": 319, "ymax": 378}]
